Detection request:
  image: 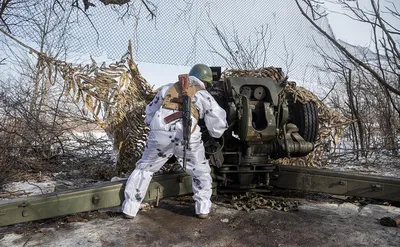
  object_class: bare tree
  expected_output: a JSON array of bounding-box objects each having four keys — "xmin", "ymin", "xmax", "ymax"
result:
[
  {"xmin": 318, "ymin": 55, "xmax": 366, "ymax": 157},
  {"xmin": 204, "ymin": 23, "xmax": 272, "ymax": 70},
  {"xmin": 296, "ymin": 0, "xmax": 400, "ymax": 96},
  {"xmin": 318, "ymin": 40, "xmax": 399, "ymax": 154},
  {"xmin": 0, "ymin": 0, "xmax": 157, "ymax": 34},
  {"xmin": 0, "ymin": 1, "xmax": 117, "ymax": 187},
  {"xmin": 297, "ymin": 0, "xmax": 399, "ymax": 156}
]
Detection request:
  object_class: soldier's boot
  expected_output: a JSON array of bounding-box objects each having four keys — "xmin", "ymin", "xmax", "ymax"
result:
[
  {"xmin": 197, "ymin": 213, "xmax": 209, "ymax": 219},
  {"xmin": 123, "ymin": 213, "xmax": 135, "ymax": 219}
]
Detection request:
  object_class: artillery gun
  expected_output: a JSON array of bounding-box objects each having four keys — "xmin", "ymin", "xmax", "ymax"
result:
[
  {"xmin": 1, "ymin": 36, "xmax": 399, "ymax": 227},
  {"xmin": 2, "ymin": 62, "xmax": 400, "ymax": 228},
  {"xmin": 200, "ymin": 67, "xmax": 319, "ymax": 191}
]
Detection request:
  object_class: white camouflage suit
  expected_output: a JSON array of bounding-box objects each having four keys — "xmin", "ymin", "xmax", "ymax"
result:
[{"xmin": 122, "ymin": 76, "xmax": 227, "ymax": 217}]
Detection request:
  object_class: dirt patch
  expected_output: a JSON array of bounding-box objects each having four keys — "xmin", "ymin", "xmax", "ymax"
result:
[{"xmin": 1, "ymin": 198, "xmax": 399, "ymax": 247}]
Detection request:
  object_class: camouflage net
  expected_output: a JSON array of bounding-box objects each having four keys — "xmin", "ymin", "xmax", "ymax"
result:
[
  {"xmin": 223, "ymin": 67, "xmax": 287, "ymax": 82},
  {"xmin": 224, "ymin": 67, "xmax": 353, "ymax": 167},
  {"xmin": 51, "ymin": 43, "xmax": 155, "ymax": 172},
  {"xmin": 231, "ymin": 192, "xmax": 300, "ymax": 212},
  {"xmin": 1, "ymin": 29, "xmax": 154, "ymax": 173},
  {"xmin": 213, "ymin": 192, "xmax": 300, "ymax": 212},
  {"xmin": 39, "ymin": 42, "xmax": 155, "ymax": 172},
  {"xmin": 1, "ymin": 28, "xmax": 351, "ymax": 172}
]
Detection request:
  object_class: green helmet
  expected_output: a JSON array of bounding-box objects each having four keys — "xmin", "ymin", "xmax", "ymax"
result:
[{"xmin": 189, "ymin": 64, "xmax": 213, "ymax": 84}]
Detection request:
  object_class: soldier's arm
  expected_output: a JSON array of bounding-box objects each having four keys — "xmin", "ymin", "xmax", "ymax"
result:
[
  {"xmin": 194, "ymin": 90, "xmax": 228, "ymax": 138},
  {"xmin": 144, "ymin": 84, "xmax": 172, "ymax": 126}
]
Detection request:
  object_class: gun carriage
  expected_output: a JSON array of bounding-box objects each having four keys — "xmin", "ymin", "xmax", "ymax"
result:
[{"xmin": 200, "ymin": 67, "xmax": 318, "ymax": 191}]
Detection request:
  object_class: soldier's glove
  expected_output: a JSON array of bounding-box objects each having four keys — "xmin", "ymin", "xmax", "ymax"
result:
[
  {"xmin": 204, "ymin": 137, "xmax": 219, "ymax": 153},
  {"xmin": 204, "ymin": 137, "xmax": 224, "ymax": 167}
]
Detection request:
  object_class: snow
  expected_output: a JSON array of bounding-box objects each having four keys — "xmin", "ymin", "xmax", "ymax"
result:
[
  {"xmin": 1, "ymin": 179, "xmax": 57, "ymax": 200},
  {"xmin": 325, "ymin": 151, "xmax": 400, "ymax": 178},
  {"xmin": 1, "ymin": 201, "xmax": 399, "ymax": 247}
]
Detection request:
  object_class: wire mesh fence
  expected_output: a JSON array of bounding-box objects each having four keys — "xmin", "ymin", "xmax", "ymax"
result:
[
  {"xmin": 1, "ymin": 0, "xmax": 336, "ymax": 88},
  {"xmin": 1, "ymin": 0, "xmax": 399, "ymax": 178}
]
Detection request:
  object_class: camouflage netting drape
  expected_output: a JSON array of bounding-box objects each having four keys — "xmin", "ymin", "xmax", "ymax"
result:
[
  {"xmin": 47, "ymin": 50, "xmax": 350, "ymax": 170},
  {"xmin": 56, "ymin": 41, "xmax": 156, "ymax": 172},
  {"xmin": 24, "ymin": 40, "xmax": 156, "ymax": 173},
  {"xmin": 1, "ymin": 30, "xmax": 351, "ymax": 172}
]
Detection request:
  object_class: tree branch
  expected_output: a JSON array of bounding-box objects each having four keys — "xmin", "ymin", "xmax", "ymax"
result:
[{"xmin": 295, "ymin": 0, "xmax": 400, "ymax": 96}]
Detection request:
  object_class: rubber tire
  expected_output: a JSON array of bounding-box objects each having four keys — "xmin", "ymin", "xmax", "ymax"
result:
[{"xmin": 289, "ymin": 101, "xmax": 319, "ymax": 143}]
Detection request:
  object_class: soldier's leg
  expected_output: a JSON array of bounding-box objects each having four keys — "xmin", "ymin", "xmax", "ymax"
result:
[
  {"xmin": 175, "ymin": 138, "xmax": 213, "ymax": 215},
  {"xmin": 122, "ymin": 131, "xmax": 173, "ymax": 217}
]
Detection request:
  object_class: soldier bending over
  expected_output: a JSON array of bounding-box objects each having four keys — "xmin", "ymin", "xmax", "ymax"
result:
[{"xmin": 122, "ymin": 64, "xmax": 227, "ymax": 219}]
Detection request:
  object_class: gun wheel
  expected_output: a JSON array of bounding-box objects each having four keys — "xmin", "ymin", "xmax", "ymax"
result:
[{"xmin": 289, "ymin": 101, "xmax": 319, "ymax": 143}]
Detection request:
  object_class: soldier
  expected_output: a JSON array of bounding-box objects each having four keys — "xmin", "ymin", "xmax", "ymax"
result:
[{"xmin": 122, "ymin": 64, "xmax": 228, "ymax": 219}]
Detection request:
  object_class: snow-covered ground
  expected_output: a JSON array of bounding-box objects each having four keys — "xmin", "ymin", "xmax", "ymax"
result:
[
  {"xmin": 1, "ymin": 149, "xmax": 399, "ymax": 201},
  {"xmin": 0, "ymin": 139, "xmax": 398, "ymax": 246},
  {"xmin": 1, "ymin": 199, "xmax": 399, "ymax": 247},
  {"xmin": 1, "ymin": 180, "xmax": 56, "ymax": 199},
  {"xmin": 325, "ymin": 152, "xmax": 400, "ymax": 178},
  {"xmin": 0, "ymin": 172, "xmax": 102, "ymax": 201}
]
